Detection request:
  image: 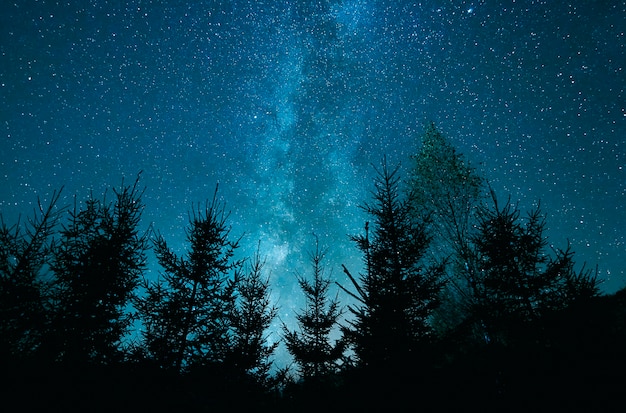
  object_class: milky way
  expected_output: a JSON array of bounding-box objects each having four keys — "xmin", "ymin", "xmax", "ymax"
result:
[{"xmin": 1, "ymin": 1, "xmax": 625, "ymax": 364}]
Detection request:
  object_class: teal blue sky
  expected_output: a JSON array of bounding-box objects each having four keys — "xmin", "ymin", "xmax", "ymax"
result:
[{"xmin": 1, "ymin": 0, "xmax": 624, "ymax": 310}]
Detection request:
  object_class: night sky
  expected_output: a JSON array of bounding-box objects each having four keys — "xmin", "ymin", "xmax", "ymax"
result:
[{"xmin": 1, "ymin": 0, "xmax": 625, "ymax": 358}]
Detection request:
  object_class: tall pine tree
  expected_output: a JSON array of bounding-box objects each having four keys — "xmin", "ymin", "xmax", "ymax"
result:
[
  {"xmin": 340, "ymin": 160, "xmax": 445, "ymax": 371},
  {"xmin": 47, "ymin": 176, "xmax": 148, "ymax": 364},
  {"xmin": 136, "ymin": 185, "xmax": 240, "ymax": 372},
  {"xmin": 409, "ymin": 122, "xmax": 483, "ymax": 247},
  {"xmin": 408, "ymin": 122, "xmax": 484, "ymax": 335}
]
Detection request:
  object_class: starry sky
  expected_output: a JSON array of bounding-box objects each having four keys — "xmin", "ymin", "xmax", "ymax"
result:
[{"xmin": 1, "ymin": 0, "xmax": 625, "ymax": 340}]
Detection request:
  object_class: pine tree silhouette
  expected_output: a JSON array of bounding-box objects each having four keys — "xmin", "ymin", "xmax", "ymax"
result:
[
  {"xmin": 409, "ymin": 122, "xmax": 483, "ymax": 244},
  {"xmin": 136, "ymin": 185, "xmax": 241, "ymax": 372},
  {"xmin": 468, "ymin": 190, "xmax": 600, "ymax": 345},
  {"xmin": 227, "ymin": 243, "xmax": 279, "ymax": 388},
  {"xmin": 284, "ymin": 237, "xmax": 345, "ymax": 381},
  {"xmin": 46, "ymin": 175, "xmax": 148, "ymax": 364},
  {"xmin": 408, "ymin": 122, "xmax": 484, "ymax": 336},
  {"xmin": 0, "ymin": 189, "xmax": 63, "ymax": 361},
  {"xmin": 340, "ymin": 159, "xmax": 445, "ymax": 372}
]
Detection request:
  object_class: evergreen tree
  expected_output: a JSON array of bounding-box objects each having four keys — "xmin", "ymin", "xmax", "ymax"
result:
[
  {"xmin": 340, "ymin": 160, "xmax": 445, "ymax": 370},
  {"xmin": 136, "ymin": 186, "xmax": 241, "ymax": 372},
  {"xmin": 468, "ymin": 190, "xmax": 600, "ymax": 345},
  {"xmin": 408, "ymin": 122, "xmax": 484, "ymax": 334},
  {"xmin": 227, "ymin": 244, "xmax": 279, "ymax": 388},
  {"xmin": 284, "ymin": 238, "xmax": 345, "ymax": 381},
  {"xmin": 46, "ymin": 176, "xmax": 148, "ymax": 364},
  {"xmin": 408, "ymin": 122, "xmax": 483, "ymax": 247},
  {"xmin": 0, "ymin": 189, "xmax": 63, "ymax": 361}
]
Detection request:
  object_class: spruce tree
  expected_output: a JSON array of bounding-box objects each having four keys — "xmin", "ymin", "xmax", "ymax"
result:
[
  {"xmin": 468, "ymin": 190, "xmax": 600, "ymax": 345},
  {"xmin": 408, "ymin": 122, "xmax": 483, "ymax": 246},
  {"xmin": 408, "ymin": 122, "xmax": 484, "ymax": 335},
  {"xmin": 136, "ymin": 186, "xmax": 241, "ymax": 372},
  {"xmin": 227, "ymin": 244, "xmax": 278, "ymax": 388},
  {"xmin": 283, "ymin": 238, "xmax": 345, "ymax": 381},
  {"xmin": 0, "ymin": 189, "xmax": 63, "ymax": 361},
  {"xmin": 340, "ymin": 160, "xmax": 445, "ymax": 371},
  {"xmin": 46, "ymin": 176, "xmax": 148, "ymax": 364}
]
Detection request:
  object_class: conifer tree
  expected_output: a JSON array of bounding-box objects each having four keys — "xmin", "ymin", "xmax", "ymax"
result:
[
  {"xmin": 47, "ymin": 176, "xmax": 148, "ymax": 364},
  {"xmin": 0, "ymin": 190, "xmax": 63, "ymax": 361},
  {"xmin": 136, "ymin": 186, "xmax": 241, "ymax": 372},
  {"xmin": 283, "ymin": 238, "xmax": 345, "ymax": 381},
  {"xmin": 227, "ymin": 244, "xmax": 278, "ymax": 387},
  {"xmin": 408, "ymin": 122, "xmax": 483, "ymax": 248},
  {"xmin": 467, "ymin": 191, "xmax": 600, "ymax": 345},
  {"xmin": 408, "ymin": 122, "xmax": 484, "ymax": 334},
  {"xmin": 340, "ymin": 160, "xmax": 445, "ymax": 370}
]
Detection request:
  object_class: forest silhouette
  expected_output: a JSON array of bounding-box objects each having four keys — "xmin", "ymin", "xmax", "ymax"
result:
[{"xmin": 1, "ymin": 124, "xmax": 624, "ymax": 412}]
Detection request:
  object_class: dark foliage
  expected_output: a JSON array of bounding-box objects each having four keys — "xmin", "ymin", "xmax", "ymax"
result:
[
  {"xmin": 339, "ymin": 159, "xmax": 446, "ymax": 372},
  {"xmin": 45, "ymin": 176, "xmax": 148, "ymax": 364},
  {"xmin": 463, "ymin": 190, "xmax": 600, "ymax": 346},
  {"xmin": 409, "ymin": 121, "xmax": 483, "ymax": 243},
  {"xmin": 135, "ymin": 185, "xmax": 241, "ymax": 372},
  {"xmin": 283, "ymin": 238, "xmax": 345, "ymax": 382},
  {"xmin": 227, "ymin": 243, "xmax": 279, "ymax": 388},
  {"xmin": 0, "ymin": 189, "xmax": 63, "ymax": 361},
  {"xmin": 408, "ymin": 122, "xmax": 486, "ymax": 336},
  {"xmin": 0, "ymin": 128, "xmax": 622, "ymax": 411}
]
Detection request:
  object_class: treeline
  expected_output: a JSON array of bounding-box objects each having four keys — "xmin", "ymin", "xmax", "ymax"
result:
[{"xmin": 1, "ymin": 123, "xmax": 624, "ymax": 411}]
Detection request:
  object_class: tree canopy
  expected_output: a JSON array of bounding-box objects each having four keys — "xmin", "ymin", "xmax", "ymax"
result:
[
  {"xmin": 0, "ymin": 124, "xmax": 613, "ymax": 411},
  {"xmin": 340, "ymin": 159, "xmax": 446, "ymax": 371}
]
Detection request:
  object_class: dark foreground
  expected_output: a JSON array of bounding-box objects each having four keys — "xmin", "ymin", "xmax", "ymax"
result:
[{"xmin": 4, "ymin": 291, "xmax": 626, "ymax": 413}]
